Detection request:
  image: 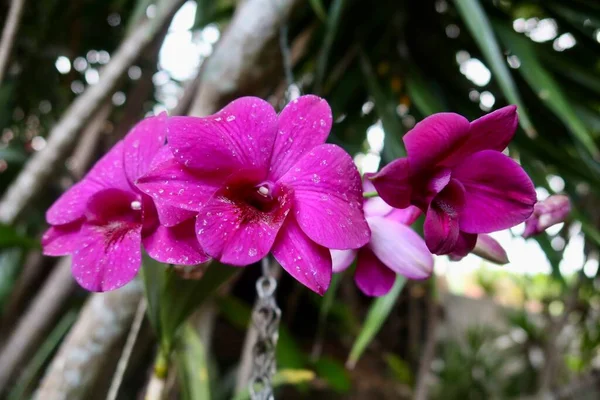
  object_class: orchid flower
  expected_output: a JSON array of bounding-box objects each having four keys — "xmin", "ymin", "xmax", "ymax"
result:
[
  {"xmin": 370, "ymin": 106, "xmax": 537, "ymax": 258},
  {"xmin": 331, "ymin": 181, "xmax": 433, "ymax": 296},
  {"xmin": 42, "ymin": 114, "xmax": 208, "ymax": 292},
  {"xmin": 523, "ymin": 194, "xmax": 570, "ymax": 238},
  {"xmin": 137, "ymin": 96, "xmax": 370, "ymax": 294}
]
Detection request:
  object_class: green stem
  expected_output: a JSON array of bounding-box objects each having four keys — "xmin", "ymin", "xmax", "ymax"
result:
[{"xmin": 363, "ymin": 191, "xmax": 379, "ymax": 199}]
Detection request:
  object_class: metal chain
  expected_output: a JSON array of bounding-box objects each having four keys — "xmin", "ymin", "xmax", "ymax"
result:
[{"xmin": 249, "ymin": 258, "xmax": 281, "ymax": 400}]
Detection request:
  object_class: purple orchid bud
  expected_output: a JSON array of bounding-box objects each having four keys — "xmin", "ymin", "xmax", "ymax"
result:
[{"xmin": 523, "ymin": 195, "xmax": 570, "ymax": 238}]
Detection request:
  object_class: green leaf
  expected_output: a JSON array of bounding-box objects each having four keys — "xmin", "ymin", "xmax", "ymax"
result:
[
  {"xmin": 359, "ymin": 51, "xmax": 406, "ymax": 161},
  {"xmin": 315, "ymin": 0, "xmax": 347, "ymax": 93},
  {"xmin": 347, "ymin": 275, "xmax": 407, "ymax": 368},
  {"xmin": 383, "ymin": 353, "xmax": 413, "ymax": 384},
  {"xmin": 309, "ymin": 0, "xmax": 327, "ymax": 21},
  {"xmin": 454, "ymin": 0, "xmax": 536, "ymax": 137},
  {"xmin": 232, "ymin": 369, "xmax": 316, "ymax": 400},
  {"xmin": 141, "ymin": 256, "xmax": 239, "ymax": 353},
  {"xmin": 0, "ymin": 224, "xmax": 39, "ymax": 249},
  {"xmin": 494, "ymin": 23, "xmax": 600, "ymax": 159},
  {"xmin": 313, "ymin": 356, "xmax": 351, "ymax": 393},
  {"xmin": 175, "ymin": 324, "xmax": 211, "ymax": 400},
  {"xmin": 406, "ymin": 65, "xmax": 446, "ymax": 115}
]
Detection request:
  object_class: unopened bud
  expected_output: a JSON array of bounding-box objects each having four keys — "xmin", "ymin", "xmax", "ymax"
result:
[{"xmin": 523, "ymin": 195, "xmax": 570, "ymax": 238}]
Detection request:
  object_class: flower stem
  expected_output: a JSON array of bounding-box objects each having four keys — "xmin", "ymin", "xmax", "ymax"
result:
[{"xmin": 362, "ymin": 191, "xmax": 379, "ymax": 199}]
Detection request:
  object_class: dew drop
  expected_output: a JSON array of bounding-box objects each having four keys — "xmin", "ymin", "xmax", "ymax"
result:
[
  {"xmin": 226, "ymin": 115, "xmax": 236, "ymax": 122},
  {"xmin": 312, "ymin": 174, "xmax": 321, "ymax": 183},
  {"xmin": 248, "ymin": 248, "xmax": 257, "ymax": 257}
]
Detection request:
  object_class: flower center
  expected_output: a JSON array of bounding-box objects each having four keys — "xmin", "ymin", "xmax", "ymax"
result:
[{"xmin": 244, "ymin": 181, "xmax": 277, "ymax": 212}]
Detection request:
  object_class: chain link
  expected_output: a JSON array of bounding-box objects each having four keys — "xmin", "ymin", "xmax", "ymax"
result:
[{"xmin": 249, "ymin": 260, "xmax": 281, "ymax": 400}]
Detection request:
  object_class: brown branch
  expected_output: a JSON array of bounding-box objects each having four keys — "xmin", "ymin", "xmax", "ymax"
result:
[
  {"xmin": 35, "ymin": 282, "xmax": 144, "ymax": 400},
  {"xmin": 413, "ymin": 292, "xmax": 440, "ymax": 400},
  {"xmin": 0, "ymin": 0, "xmax": 186, "ymax": 224},
  {"xmin": 0, "ymin": 259, "xmax": 74, "ymax": 395},
  {"xmin": 189, "ymin": 0, "xmax": 302, "ymax": 117},
  {"xmin": 0, "ymin": 0, "xmax": 26, "ymax": 84}
]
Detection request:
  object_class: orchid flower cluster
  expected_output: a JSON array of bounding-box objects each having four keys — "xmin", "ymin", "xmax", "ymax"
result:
[{"xmin": 43, "ymin": 95, "xmax": 541, "ymax": 297}]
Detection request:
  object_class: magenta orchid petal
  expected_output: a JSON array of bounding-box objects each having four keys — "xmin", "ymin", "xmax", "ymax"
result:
[
  {"xmin": 272, "ymin": 217, "xmax": 332, "ymax": 295},
  {"xmin": 143, "ymin": 219, "xmax": 210, "ymax": 265},
  {"xmin": 280, "ymin": 144, "xmax": 370, "ymax": 249},
  {"xmin": 424, "ymin": 179, "xmax": 465, "ymax": 255},
  {"xmin": 472, "ymin": 234, "xmax": 509, "ymax": 264},
  {"xmin": 167, "ymin": 97, "xmax": 278, "ymax": 177},
  {"xmin": 42, "ymin": 222, "xmax": 82, "ymax": 256},
  {"xmin": 449, "ymin": 231, "xmax": 477, "ymax": 258},
  {"xmin": 368, "ymin": 216, "xmax": 433, "ymax": 279},
  {"xmin": 46, "ymin": 142, "xmax": 129, "ymax": 225},
  {"xmin": 403, "ymin": 112, "xmax": 470, "ymax": 172},
  {"xmin": 452, "ymin": 150, "xmax": 536, "ymax": 233},
  {"xmin": 85, "ymin": 188, "xmax": 139, "ymax": 223},
  {"xmin": 442, "ymin": 106, "xmax": 517, "ymax": 167},
  {"xmin": 268, "ymin": 95, "xmax": 332, "ymax": 181},
  {"xmin": 354, "ymin": 248, "xmax": 396, "ymax": 297},
  {"xmin": 72, "ymin": 223, "xmax": 142, "ymax": 292},
  {"xmin": 369, "ymin": 158, "xmax": 412, "ymax": 209},
  {"xmin": 331, "ymin": 249, "xmax": 357, "ymax": 273},
  {"xmin": 123, "ymin": 113, "xmax": 167, "ymax": 185},
  {"xmin": 196, "ymin": 184, "xmax": 293, "ymax": 265},
  {"xmin": 136, "ymin": 154, "xmax": 219, "ymax": 212},
  {"xmin": 386, "ymin": 206, "xmax": 422, "ymax": 226},
  {"xmin": 154, "ymin": 203, "xmax": 198, "ymax": 227}
]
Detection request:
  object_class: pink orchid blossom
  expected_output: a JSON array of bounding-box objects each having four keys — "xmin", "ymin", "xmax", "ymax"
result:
[
  {"xmin": 523, "ymin": 194, "xmax": 570, "ymax": 238},
  {"xmin": 137, "ymin": 96, "xmax": 370, "ymax": 295},
  {"xmin": 370, "ymin": 106, "xmax": 536, "ymax": 258},
  {"xmin": 331, "ymin": 188, "xmax": 433, "ymax": 296},
  {"xmin": 42, "ymin": 114, "xmax": 208, "ymax": 292}
]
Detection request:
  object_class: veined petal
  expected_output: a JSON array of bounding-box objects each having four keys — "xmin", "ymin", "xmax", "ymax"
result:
[
  {"xmin": 279, "ymin": 144, "xmax": 370, "ymax": 249},
  {"xmin": 269, "ymin": 95, "xmax": 332, "ymax": 181},
  {"xmin": 331, "ymin": 249, "xmax": 357, "ymax": 273},
  {"xmin": 46, "ymin": 142, "xmax": 129, "ymax": 225},
  {"xmin": 424, "ymin": 179, "xmax": 465, "ymax": 255},
  {"xmin": 42, "ymin": 221, "xmax": 82, "ymax": 255},
  {"xmin": 453, "ymin": 150, "xmax": 536, "ymax": 233},
  {"xmin": 167, "ymin": 97, "xmax": 278, "ymax": 177},
  {"xmin": 354, "ymin": 248, "xmax": 396, "ymax": 297},
  {"xmin": 195, "ymin": 185, "xmax": 293, "ymax": 266},
  {"xmin": 368, "ymin": 216, "xmax": 433, "ymax": 279},
  {"xmin": 403, "ymin": 112, "xmax": 470, "ymax": 172},
  {"xmin": 123, "ymin": 113, "xmax": 167, "ymax": 185},
  {"xmin": 143, "ymin": 219, "xmax": 209, "ymax": 265},
  {"xmin": 136, "ymin": 151, "xmax": 219, "ymax": 213},
  {"xmin": 369, "ymin": 158, "xmax": 412, "ymax": 209},
  {"xmin": 272, "ymin": 217, "xmax": 332, "ymax": 295},
  {"xmin": 442, "ymin": 106, "xmax": 517, "ymax": 167},
  {"xmin": 72, "ymin": 223, "xmax": 142, "ymax": 292}
]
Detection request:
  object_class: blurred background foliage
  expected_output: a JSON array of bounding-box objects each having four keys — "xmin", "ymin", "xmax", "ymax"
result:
[{"xmin": 1, "ymin": 0, "xmax": 600, "ymax": 398}]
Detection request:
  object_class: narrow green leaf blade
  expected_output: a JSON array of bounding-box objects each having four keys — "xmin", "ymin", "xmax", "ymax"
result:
[
  {"xmin": 347, "ymin": 275, "xmax": 407, "ymax": 368},
  {"xmin": 495, "ymin": 23, "xmax": 600, "ymax": 159},
  {"xmin": 309, "ymin": 0, "xmax": 327, "ymax": 21},
  {"xmin": 454, "ymin": 0, "xmax": 536, "ymax": 137},
  {"xmin": 175, "ymin": 324, "xmax": 211, "ymax": 400}
]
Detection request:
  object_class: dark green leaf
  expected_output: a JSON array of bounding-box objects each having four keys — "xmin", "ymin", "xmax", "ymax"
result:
[{"xmin": 347, "ymin": 275, "xmax": 406, "ymax": 368}]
